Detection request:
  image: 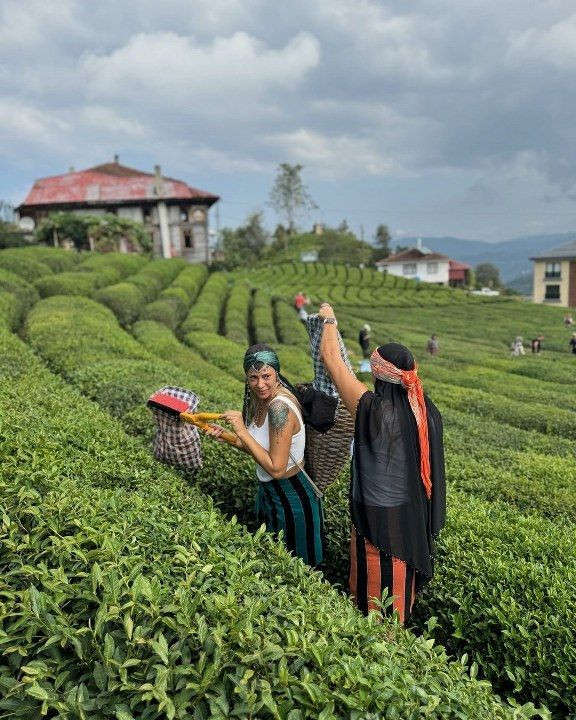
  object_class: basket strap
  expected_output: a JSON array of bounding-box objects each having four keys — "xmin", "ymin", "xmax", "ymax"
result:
[{"xmin": 289, "ymin": 452, "xmax": 323, "ymax": 499}]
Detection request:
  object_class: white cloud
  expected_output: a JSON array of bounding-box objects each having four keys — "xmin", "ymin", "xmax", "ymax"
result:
[
  {"xmin": 507, "ymin": 12, "xmax": 576, "ymax": 69},
  {"xmin": 79, "ymin": 106, "xmax": 148, "ymax": 138},
  {"xmin": 0, "ymin": 99, "xmax": 71, "ymax": 149},
  {"xmin": 263, "ymin": 128, "xmax": 401, "ymax": 179},
  {"xmin": 80, "ymin": 31, "xmax": 320, "ymax": 117}
]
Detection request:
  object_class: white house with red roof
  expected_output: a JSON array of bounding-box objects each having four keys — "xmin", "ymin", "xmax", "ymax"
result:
[
  {"xmin": 375, "ymin": 239, "xmax": 471, "ymax": 287},
  {"xmin": 16, "ymin": 157, "xmax": 219, "ymax": 262}
]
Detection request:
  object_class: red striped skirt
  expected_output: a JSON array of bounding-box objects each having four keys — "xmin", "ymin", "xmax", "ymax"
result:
[{"xmin": 349, "ymin": 526, "xmax": 416, "ymax": 624}]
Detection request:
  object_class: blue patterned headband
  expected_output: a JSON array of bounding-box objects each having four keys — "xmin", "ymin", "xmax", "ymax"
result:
[{"xmin": 243, "ymin": 349, "xmax": 280, "ymax": 374}]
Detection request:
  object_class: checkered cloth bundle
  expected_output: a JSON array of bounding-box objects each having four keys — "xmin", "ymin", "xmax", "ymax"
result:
[
  {"xmin": 306, "ymin": 313, "xmax": 355, "ymax": 395},
  {"xmin": 150, "ymin": 386, "xmax": 203, "ymax": 470}
]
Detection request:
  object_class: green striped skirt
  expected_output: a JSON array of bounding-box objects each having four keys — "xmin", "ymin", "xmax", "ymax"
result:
[{"xmin": 255, "ymin": 471, "xmax": 324, "ymax": 567}]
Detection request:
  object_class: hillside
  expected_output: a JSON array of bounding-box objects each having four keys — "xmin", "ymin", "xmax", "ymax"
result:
[{"xmin": 2, "ymin": 247, "xmax": 576, "ymax": 717}]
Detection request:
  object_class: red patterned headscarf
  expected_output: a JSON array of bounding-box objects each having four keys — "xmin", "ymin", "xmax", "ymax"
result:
[{"xmin": 370, "ymin": 348, "xmax": 432, "ymax": 499}]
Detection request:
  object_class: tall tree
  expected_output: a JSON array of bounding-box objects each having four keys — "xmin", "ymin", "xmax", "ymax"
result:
[
  {"xmin": 268, "ymin": 163, "xmax": 317, "ymax": 243},
  {"xmin": 221, "ymin": 211, "xmax": 269, "ymax": 268},
  {"xmin": 372, "ymin": 224, "xmax": 391, "ymax": 263},
  {"xmin": 475, "ymin": 262, "xmax": 501, "ymax": 288}
]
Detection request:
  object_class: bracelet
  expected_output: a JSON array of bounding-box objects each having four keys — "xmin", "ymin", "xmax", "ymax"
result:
[{"xmin": 323, "ymin": 317, "xmax": 338, "ymax": 326}]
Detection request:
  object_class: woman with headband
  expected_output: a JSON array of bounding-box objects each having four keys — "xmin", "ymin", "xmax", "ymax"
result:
[
  {"xmin": 318, "ymin": 303, "xmax": 445, "ymax": 624},
  {"xmin": 206, "ymin": 343, "xmax": 324, "ymax": 568}
]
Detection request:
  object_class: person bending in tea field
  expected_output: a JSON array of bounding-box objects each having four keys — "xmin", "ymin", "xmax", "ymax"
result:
[
  {"xmin": 205, "ymin": 344, "xmax": 324, "ymax": 567},
  {"xmin": 318, "ymin": 303, "xmax": 446, "ymax": 624}
]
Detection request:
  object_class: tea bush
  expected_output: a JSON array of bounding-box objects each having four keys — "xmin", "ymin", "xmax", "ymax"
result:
[
  {"xmin": 142, "ymin": 265, "xmax": 208, "ymax": 330},
  {"xmin": 0, "ymin": 269, "xmax": 40, "ymax": 330},
  {"xmin": 274, "ymin": 299, "xmax": 309, "ymax": 345},
  {"xmin": 252, "ymin": 289, "xmax": 277, "ymax": 345},
  {"xmin": 0, "ymin": 252, "xmax": 54, "ymax": 282},
  {"xmin": 0, "ymin": 323, "xmax": 532, "ymax": 720},
  {"xmin": 181, "ymin": 272, "xmax": 228, "ymax": 335},
  {"xmin": 24, "ymin": 292, "xmax": 574, "ymax": 716},
  {"xmin": 223, "ymin": 280, "xmax": 251, "ymax": 345}
]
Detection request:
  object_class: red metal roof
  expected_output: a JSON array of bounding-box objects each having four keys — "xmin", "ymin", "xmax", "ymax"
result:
[
  {"xmin": 449, "ymin": 259, "xmax": 471, "ymax": 270},
  {"xmin": 18, "ymin": 162, "xmax": 219, "ymax": 209}
]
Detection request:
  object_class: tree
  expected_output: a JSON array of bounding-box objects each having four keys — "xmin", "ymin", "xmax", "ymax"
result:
[
  {"xmin": 87, "ymin": 214, "xmax": 152, "ymax": 253},
  {"xmin": 35, "ymin": 212, "xmax": 152, "ymax": 253},
  {"xmin": 268, "ymin": 163, "xmax": 317, "ymax": 243},
  {"xmin": 475, "ymin": 262, "xmax": 501, "ymax": 288},
  {"xmin": 221, "ymin": 211, "xmax": 270, "ymax": 268},
  {"xmin": 318, "ymin": 227, "xmax": 373, "ymax": 265},
  {"xmin": 372, "ymin": 224, "xmax": 391, "ymax": 263}
]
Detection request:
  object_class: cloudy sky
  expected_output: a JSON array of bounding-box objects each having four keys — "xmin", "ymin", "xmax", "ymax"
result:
[{"xmin": 2, "ymin": 0, "xmax": 576, "ymax": 242}]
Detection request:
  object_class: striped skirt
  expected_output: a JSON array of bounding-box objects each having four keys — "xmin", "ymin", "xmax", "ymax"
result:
[
  {"xmin": 349, "ymin": 526, "xmax": 416, "ymax": 624},
  {"xmin": 255, "ymin": 471, "xmax": 324, "ymax": 567}
]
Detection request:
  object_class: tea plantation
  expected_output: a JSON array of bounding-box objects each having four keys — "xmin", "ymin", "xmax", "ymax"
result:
[{"xmin": 1, "ymin": 247, "xmax": 575, "ymax": 719}]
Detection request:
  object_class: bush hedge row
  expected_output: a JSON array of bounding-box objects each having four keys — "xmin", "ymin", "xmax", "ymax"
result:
[
  {"xmin": 0, "ymin": 268, "xmax": 40, "ymax": 330},
  {"xmin": 252, "ymin": 289, "xmax": 277, "ymax": 345},
  {"xmin": 273, "ymin": 299, "xmax": 309, "ymax": 345},
  {"xmin": 93, "ymin": 259, "xmax": 187, "ymax": 327},
  {"xmin": 22, "ymin": 295, "xmax": 572, "ymax": 716},
  {"xmin": 181, "ymin": 272, "xmax": 228, "ymax": 335},
  {"xmin": 5, "ymin": 310, "xmax": 534, "ymax": 719},
  {"xmin": 141, "ymin": 265, "xmax": 208, "ymax": 331},
  {"xmin": 223, "ymin": 281, "xmax": 251, "ymax": 346},
  {"xmin": 33, "ymin": 253, "xmax": 149, "ymax": 299}
]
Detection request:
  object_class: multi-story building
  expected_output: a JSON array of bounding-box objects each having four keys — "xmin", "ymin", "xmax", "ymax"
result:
[
  {"xmin": 530, "ymin": 239, "xmax": 576, "ymax": 307},
  {"xmin": 15, "ymin": 157, "xmax": 219, "ymax": 262}
]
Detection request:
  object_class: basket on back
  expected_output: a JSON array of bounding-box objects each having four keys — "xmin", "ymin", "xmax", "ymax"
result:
[{"xmin": 296, "ymin": 314, "xmax": 356, "ymax": 492}]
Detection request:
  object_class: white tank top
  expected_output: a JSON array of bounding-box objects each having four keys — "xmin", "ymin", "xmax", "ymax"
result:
[{"xmin": 247, "ymin": 395, "xmax": 305, "ymax": 482}]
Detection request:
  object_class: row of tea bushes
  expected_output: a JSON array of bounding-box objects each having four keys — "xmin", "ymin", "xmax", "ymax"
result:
[
  {"xmin": 141, "ymin": 264, "xmax": 208, "ymax": 331},
  {"xmin": 252, "ymin": 288, "xmax": 277, "ymax": 345},
  {"xmin": 0, "ymin": 246, "xmax": 81, "ymax": 281},
  {"xmin": 131, "ymin": 320, "xmax": 244, "ymax": 400},
  {"xmin": 223, "ymin": 280, "xmax": 251, "ymax": 346},
  {"xmin": 274, "ymin": 298, "xmax": 309, "ymax": 345},
  {"xmin": 4, "ymin": 311, "xmax": 532, "ymax": 719},
  {"xmin": 0, "ymin": 268, "xmax": 39, "ymax": 330},
  {"xmin": 181, "ymin": 272, "xmax": 228, "ymax": 335},
  {"xmin": 26, "ymin": 292, "xmax": 570, "ymax": 716},
  {"xmin": 22, "ymin": 297, "xmax": 234, "ymax": 436},
  {"xmin": 33, "ymin": 252, "xmax": 149, "ymax": 299},
  {"xmin": 94, "ymin": 258, "xmax": 187, "ymax": 326}
]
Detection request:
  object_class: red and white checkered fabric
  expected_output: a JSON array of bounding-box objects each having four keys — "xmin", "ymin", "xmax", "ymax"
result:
[{"xmin": 150, "ymin": 386, "xmax": 202, "ymax": 470}]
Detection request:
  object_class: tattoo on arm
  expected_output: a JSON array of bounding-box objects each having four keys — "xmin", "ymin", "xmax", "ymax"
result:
[{"xmin": 269, "ymin": 400, "xmax": 289, "ymax": 438}]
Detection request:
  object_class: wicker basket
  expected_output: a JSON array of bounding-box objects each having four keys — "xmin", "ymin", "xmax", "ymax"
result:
[{"xmin": 296, "ymin": 383, "xmax": 355, "ymax": 492}]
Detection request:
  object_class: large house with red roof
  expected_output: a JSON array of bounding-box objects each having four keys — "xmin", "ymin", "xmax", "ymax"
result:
[
  {"xmin": 16, "ymin": 157, "xmax": 219, "ymax": 262},
  {"xmin": 375, "ymin": 240, "xmax": 471, "ymax": 287}
]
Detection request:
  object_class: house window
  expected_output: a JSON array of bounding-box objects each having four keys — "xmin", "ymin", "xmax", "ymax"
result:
[
  {"xmin": 545, "ymin": 262, "xmax": 561, "ymax": 278},
  {"xmin": 180, "ymin": 207, "xmax": 189, "ymax": 222},
  {"xmin": 183, "ymin": 229, "xmax": 194, "ymax": 250},
  {"xmin": 427, "ymin": 262, "xmax": 438, "ymax": 274},
  {"xmin": 143, "ymin": 207, "xmax": 153, "ymax": 224},
  {"xmin": 544, "ymin": 284, "xmax": 560, "ymax": 301},
  {"xmin": 403, "ymin": 263, "xmax": 417, "ymax": 275}
]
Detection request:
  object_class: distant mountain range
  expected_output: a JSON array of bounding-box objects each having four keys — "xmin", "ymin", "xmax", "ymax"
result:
[{"xmin": 393, "ymin": 233, "xmax": 575, "ymax": 288}]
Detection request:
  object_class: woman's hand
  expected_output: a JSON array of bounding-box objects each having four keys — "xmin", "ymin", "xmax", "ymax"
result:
[
  {"xmin": 220, "ymin": 410, "xmax": 247, "ymax": 436},
  {"xmin": 204, "ymin": 423, "xmax": 229, "ymax": 444},
  {"xmin": 318, "ymin": 302, "xmax": 336, "ymax": 320}
]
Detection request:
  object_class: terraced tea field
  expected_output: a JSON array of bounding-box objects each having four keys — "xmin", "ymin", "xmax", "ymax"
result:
[{"xmin": 1, "ymin": 247, "xmax": 574, "ymax": 718}]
